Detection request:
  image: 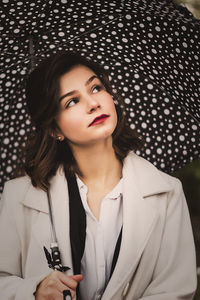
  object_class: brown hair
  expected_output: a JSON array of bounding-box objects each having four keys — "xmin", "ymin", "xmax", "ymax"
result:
[{"xmin": 23, "ymin": 51, "xmax": 143, "ymax": 191}]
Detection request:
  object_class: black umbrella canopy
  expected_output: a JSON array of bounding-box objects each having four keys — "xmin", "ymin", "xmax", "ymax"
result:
[{"xmin": 0, "ymin": 0, "xmax": 200, "ymax": 193}]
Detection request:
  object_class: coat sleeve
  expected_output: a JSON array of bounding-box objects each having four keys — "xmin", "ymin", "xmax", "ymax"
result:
[
  {"xmin": 0, "ymin": 181, "xmax": 51, "ymax": 300},
  {"xmin": 139, "ymin": 178, "xmax": 197, "ymax": 300}
]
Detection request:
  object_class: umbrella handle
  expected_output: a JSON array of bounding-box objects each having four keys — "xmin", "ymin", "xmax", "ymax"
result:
[{"xmin": 63, "ymin": 289, "xmax": 72, "ymax": 300}]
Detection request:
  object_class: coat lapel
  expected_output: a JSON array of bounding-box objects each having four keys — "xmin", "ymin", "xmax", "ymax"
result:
[
  {"xmin": 103, "ymin": 152, "xmax": 171, "ymax": 299},
  {"xmin": 20, "ymin": 179, "xmax": 49, "ymax": 214},
  {"xmin": 21, "ymin": 168, "xmax": 74, "ymax": 275},
  {"xmin": 47, "ymin": 168, "xmax": 74, "ymax": 273}
]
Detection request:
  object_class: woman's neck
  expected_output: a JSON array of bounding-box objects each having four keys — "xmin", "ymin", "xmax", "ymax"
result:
[{"xmin": 70, "ymin": 138, "xmax": 122, "ymax": 187}]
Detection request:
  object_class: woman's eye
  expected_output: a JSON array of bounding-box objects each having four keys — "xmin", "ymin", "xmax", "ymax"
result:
[
  {"xmin": 92, "ymin": 85, "xmax": 103, "ymax": 93},
  {"xmin": 66, "ymin": 98, "xmax": 79, "ymax": 108}
]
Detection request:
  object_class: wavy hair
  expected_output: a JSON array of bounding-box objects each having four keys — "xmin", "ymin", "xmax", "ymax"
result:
[{"xmin": 23, "ymin": 51, "xmax": 143, "ymax": 191}]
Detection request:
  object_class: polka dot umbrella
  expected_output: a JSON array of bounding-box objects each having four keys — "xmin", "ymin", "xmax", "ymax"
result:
[{"xmin": 0, "ymin": 0, "xmax": 200, "ymax": 193}]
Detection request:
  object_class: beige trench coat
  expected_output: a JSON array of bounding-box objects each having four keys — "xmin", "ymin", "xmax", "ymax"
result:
[{"xmin": 0, "ymin": 152, "xmax": 197, "ymax": 299}]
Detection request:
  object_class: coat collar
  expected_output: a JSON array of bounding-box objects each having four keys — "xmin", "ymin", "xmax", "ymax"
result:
[
  {"xmin": 21, "ymin": 152, "xmax": 171, "ymax": 213},
  {"xmin": 124, "ymin": 152, "xmax": 171, "ymax": 197}
]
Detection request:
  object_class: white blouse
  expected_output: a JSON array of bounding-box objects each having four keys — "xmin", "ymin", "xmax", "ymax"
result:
[{"xmin": 77, "ymin": 177, "xmax": 123, "ymax": 300}]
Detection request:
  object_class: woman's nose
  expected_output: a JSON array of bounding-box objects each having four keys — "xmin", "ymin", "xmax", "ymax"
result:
[{"xmin": 86, "ymin": 96, "xmax": 100, "ymax": 113}]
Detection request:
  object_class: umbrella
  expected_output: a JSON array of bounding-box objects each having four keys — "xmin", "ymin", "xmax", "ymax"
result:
[{"xmin": 0, "ymin": 0, "xmax": 200, "ymax": 193}]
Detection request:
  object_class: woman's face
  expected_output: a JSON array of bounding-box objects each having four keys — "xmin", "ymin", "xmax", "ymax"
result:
[{"xmin": 56, "ymin": 65, "xmax": 117, "ymax": 147}]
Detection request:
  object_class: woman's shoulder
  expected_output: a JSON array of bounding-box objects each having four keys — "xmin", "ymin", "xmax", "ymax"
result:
[
  {"xmin": 1, "ymin": 175, "xmax": 32, "ymax": 204},
  {"xmin": 4, "ymin": 175, "xmax": 31, "ymax": 189},
  {"xmin": 125, "ymin": 151, "xmax": 182, "ymax": 191}
]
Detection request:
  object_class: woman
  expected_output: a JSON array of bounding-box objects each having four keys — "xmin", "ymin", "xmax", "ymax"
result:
[{"xmin": 0, "ymin": 51, "xmax": 197, "ymax": 299}]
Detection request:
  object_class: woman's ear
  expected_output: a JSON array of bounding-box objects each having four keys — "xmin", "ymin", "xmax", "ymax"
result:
[
  {"xmin": 49, "ymin": 127, "xmax": 65, "ymax": 141},
  {"xmin": 55, "ymin": 135, "xmax": 64, "ymax": 141}
]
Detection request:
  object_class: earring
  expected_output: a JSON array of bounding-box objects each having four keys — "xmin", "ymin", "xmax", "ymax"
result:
[{"xmin": 57, "ymin": 136, "xmax": 62, "ymax": 141}]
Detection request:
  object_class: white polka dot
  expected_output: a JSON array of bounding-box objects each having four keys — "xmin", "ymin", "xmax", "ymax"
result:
[
  {"xmin": 16, "ymin": 102, "xmax": 22, "ymax": 109},
  {"xmin": 14, "ymin": 29, "xmax": 20, "ymax": 34},
  {"xmin": 156, "ymin": 148, "xmax": 162, "ymax": 155},
  {"xmin": 164, "ymin": 109, "xmax": 170, "ymax": 115},
  {"xmin": 155, "ymin": 26, "xmax": 161, "ymax": 32},
  {"xmin": 3, "ymin": 138, "xmax": 10, "ymax": 145},
  {"xmin": 147, "ymin": 84, "xmax": 153, "ymax": 90},
  {"xmin": 90, "ymin": 33, "xmax": 97, "ymax": 38},
  {"xmin": 1, "ymin": 153, "xmax": 6, "ymax": 159},
  {"xmin": 125, "ymin": 98, "xmax": 130, "ymax": 104},
  {"xmin": 141, "ymin": 122, "xmax": 147, "ymax": 129},
  {"xmin": 125, "ymin": 14, "xmax": 132, "ymax": 20},
  {"xmin": 19, "ymin": 129, "xmax": 25, "ymax": 136},
  {"xmin": 118, "ymin": 23, "xmax": 123, "ymax": 28},
  {"xmin": 179, "ymin": 135, "xmax": 185, "ymax": 142},
  {"xmin": 134, "ymin": 85, "xmax": 140, "ymax": 91},
  {"xmin": 192, "ymin": 125, "xmax": 197, "ymax": 130},
  {"xmin": 5, "ymin": 81, "xmax": 12, "ymax": 87},
  {"xmin": 167, "ymin": 135, "xmax": 173, "ymax": 141},
  {"xmin": 134, "ymin": 74, "xmax": 139, "ymax": 79},
  {"xmin": 58, "ymin": 32, "xmax": 65, "ymax": 37},
  {"xmin": 6, "ymin": 166, "xmax": 12, "ymax": 173},
  {"xmin": 145, "ymin": 149, "xmax": 151, "ymax": 155},
  {"xmin": 148, "ymin": 33, "xmax": 153, "ymax": 38}
]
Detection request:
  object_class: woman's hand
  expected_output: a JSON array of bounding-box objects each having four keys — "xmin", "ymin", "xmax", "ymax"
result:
[{"xmin": 35, "ymin": 270, "xmax": 83, "ymax": 299}]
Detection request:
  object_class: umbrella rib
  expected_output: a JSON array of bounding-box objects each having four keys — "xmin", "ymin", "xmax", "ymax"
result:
[
  {"xmin": 179, "ymin": 105, "xmax": 200, "ymax": 126},
  {"xmin": 0, "ymin": 13, "xmax": 123, "ymax": 67},
  {"xmin": 33, "ymin": 11, "xmax": 123, "ymax": 50},
  {"xmin": 37, "ymin": 14, "xmax": 123, "ymax": 51},
  {"xmin": 64, "ymin": 15, "xmax": 123, "ymax": 42}
]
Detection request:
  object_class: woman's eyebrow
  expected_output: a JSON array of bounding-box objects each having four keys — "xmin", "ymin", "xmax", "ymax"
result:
[
  {"xmin": 58, "ymin": 75, "xmax": 98, "ymax": 102},
  {"xmin": 85, "ymin": 75, "xmax": 98, "ymax": 86}
]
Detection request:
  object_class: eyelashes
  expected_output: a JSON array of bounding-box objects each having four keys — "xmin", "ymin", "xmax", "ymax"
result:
[
  {"xmin": 92, "ymin": 84, "xmax": 103, "ymax": 93},
  {"xmin": 65, "ymin": 84, "xmax": 104, "ymax": 108},
  {"xmin": 65, "ymin": 97, "xmax": 79, "ymax": 108}
]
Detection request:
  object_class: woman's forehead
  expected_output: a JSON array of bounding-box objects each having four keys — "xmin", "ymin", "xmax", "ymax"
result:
[
  {"xmin": 58, "ymin": 65, "xmax": 101, "ymax": 100},
  {"xmin": 65, "ymin": 64, "xmax": 97, "ymax": 77},
  {"xmin": 60, "ymin": 65, "xmax": 101, "ymax": 87}
]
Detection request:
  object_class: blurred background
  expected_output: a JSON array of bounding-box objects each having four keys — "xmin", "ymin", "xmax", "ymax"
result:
[
  {"xmin": 174, "ymin": 160, "xmax": 200, "ymax": 299},
  {"xmin": 173, "ymin": 0, "xmax": 200, "ymax": 298},
  {"xmin": 174, "ymin": 0, "xmax": 200, "ymax": 18}
]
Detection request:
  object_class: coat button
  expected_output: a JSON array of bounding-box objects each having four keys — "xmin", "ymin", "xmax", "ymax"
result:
[{"xmin": 122, "ymin": 282, "xmax": 130, "ymax": 297}]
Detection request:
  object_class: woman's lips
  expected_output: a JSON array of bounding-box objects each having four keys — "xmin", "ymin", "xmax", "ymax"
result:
[{"xmin": 89, "ymin": 114, "xmax": 109, "ymax": 126}]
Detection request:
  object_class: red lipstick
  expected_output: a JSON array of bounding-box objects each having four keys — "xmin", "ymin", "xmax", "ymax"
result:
[{"xmin": 89, "ymin": 114, "xmax": 109, "ymax": 126}]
